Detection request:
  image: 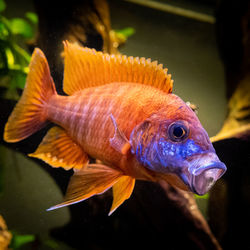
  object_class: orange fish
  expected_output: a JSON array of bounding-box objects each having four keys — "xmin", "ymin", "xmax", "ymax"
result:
[{"xmin": 4, "ymin": 41, "xmax": 226, "ymax": 215}]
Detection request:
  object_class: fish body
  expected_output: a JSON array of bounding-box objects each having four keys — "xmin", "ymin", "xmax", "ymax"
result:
[
  {"xmin": 4, "ymin": 42, "xmax": 226, "ymax": 214},
  {"xmin": 46, "ymin": 83, "xmax": 171, "ymax": 177}
]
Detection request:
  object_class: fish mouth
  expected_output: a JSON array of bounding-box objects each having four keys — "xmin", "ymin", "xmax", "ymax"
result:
[
  {"xmin": 181, "ymin": 153, "xmax": 227, "ymax": 195},
  {"xmin": 190, "ymin": 161, "xmax": 226, "ymax": 195}
]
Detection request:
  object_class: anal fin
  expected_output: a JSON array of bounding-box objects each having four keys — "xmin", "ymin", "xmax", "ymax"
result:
[
  {"xmin": 29, "ymin": 126, "xmax": 88, "ymax": 170},
  {"xmin": 109, "ymin": 175, "xmax": 135, "ymax": 215},
  {"xmin": 47, "ymin": 164, "xmax": 122, "ymax": 211}
]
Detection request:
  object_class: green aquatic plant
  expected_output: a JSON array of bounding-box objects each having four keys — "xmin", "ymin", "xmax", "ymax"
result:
[
  {"xmin": 10, "ymin": 231, "xmax": 61, "ymax": 249},
  {"xmin": 114, "ymin": 27, "xmax": 135, "ymax": 42},
  {"xmin": 0, "ymin": 0, "xmax": 37, "ymax": 100},
  {"xmin": 10, "ymin": 232, "xmax": 35, "ymax": 249},
  {"xmin": 194, "ymin": 193, "xmax": 209, "ymax": 199}
]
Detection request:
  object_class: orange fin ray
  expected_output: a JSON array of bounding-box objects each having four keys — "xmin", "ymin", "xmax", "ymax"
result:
[
  {"xmin": 47, "ymin": 164, "xmax": 123, "ymax": 211},
  {"xmin": 4, "ymin": 48, "xmax": 56, "ymax": 142},
  {"xmin": 109, "ymin": 114, "xmax": 131, "ymax": 155},
  {"xmin": 63, "ymin": 41, "xmax": 173, "ymax": 95},
  {"xmin": 109, "ymin": 176, "xmax": 135, "ymax": 216},
  {"xmin": 29, "ymin": 127, "xmax": 88, "ymax": 170}
]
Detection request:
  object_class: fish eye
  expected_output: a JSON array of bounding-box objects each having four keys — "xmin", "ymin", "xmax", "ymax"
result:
[{"xmin": 168, "ymin": 121, "xmax": 189, "ymax": 142}]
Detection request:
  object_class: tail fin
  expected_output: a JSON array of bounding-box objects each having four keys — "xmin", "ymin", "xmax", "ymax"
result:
[{"xmin": 4, "ymin": 48, "xmax": 56, "ymax": 142}]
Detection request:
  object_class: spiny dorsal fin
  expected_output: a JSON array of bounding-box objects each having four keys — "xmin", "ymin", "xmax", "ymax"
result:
[{"xmin": 63, "ymin": 41, "xmax": 173, "ymax": 95}]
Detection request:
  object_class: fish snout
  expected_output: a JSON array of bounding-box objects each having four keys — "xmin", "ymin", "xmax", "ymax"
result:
[{"xmin": 181, "ymin": 153, "xmax": 227, "ymax": 195}]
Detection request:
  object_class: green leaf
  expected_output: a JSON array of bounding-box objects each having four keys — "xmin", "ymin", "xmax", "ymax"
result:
[
  {"xmin": 44, "ymin": 239, "xmax": 59, "ymax": 249},
  {"xmin": 7, "ymin": 68, "xmax": 27, "ymax": 90},
  {"xmin": 115, "ymin": 27, "xmax": 135, "ymax": 39},
  {"xmin": 10, "ymin": 232, "xmax": 35, "ymax": 249},
  {"xmin": 0, "ymin": 0, "xmax": 6, "ymax": 12},
  {"xmin": 13, "ymin": 71, "xmax": 26, "ymax": 89},
  {"xmin": 12, "ymin": 43, "xmax": 31, "ymax": 63},
  {"xmin": 25, "ymin": 12, "xmax": 38, "ymax": 24},
  {"xmin": 194, "ymin": 193, "xmax": 209, "ymax": 199},
  {"xmin": 10, "ymin": 18, "xmax": 33, "ymax": 38},
  {"xmin": 0, "ymin": 22, "xmax": 9, "ymax": 39},
  {"xmin": 0, "ymin": 43, "xmax": 8, "ymax": 68},
  {"xmin": 5, "ymin": 47, "xmax": 14, "ymax": 66}
]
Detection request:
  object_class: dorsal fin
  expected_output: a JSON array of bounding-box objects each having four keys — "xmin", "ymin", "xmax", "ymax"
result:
[{"xmin": 63, "ymin": 41, "xmax": 173, "ymax": 95}]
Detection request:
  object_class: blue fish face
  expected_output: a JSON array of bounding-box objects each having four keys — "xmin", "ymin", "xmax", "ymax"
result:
[{"xmin": 130, "ymin": 117, "xmax": 226, "ymax": 195}]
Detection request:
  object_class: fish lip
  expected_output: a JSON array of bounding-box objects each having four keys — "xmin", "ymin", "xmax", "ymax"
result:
[{"xmin": 190, "ymin": 161, "xmax": 227, "ymax": 195}]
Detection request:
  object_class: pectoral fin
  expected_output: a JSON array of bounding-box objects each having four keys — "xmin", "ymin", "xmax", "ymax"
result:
[
  {"xmin": 47, "ymin": 164, "xmax": 122, "ymax": 211},
  {"xmin": 29, "ymin": 126, "xmax": 88, "ymax": 170},
  {"xmin": 109, "ymin": 114, "xmax": 131, "ymax": 155},
  {"xmin": 109, "ymin": 176, "xmax": 135, "ymax": 215}
]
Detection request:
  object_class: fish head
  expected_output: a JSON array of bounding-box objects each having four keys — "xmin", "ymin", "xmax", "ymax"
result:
[{"xmin": 130, "ymin": 94, "xmax": 226, "ymax": 195}]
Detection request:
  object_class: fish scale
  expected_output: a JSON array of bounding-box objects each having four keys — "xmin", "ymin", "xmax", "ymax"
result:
[{"xmin": 46, "ymin": 82, "xmax": 167, "ymax": 167}]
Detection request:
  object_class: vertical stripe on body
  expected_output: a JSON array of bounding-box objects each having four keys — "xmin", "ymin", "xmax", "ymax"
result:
[{"xmin": 46, "ymin": 83, "xmax": 167, "ymax": 165}]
